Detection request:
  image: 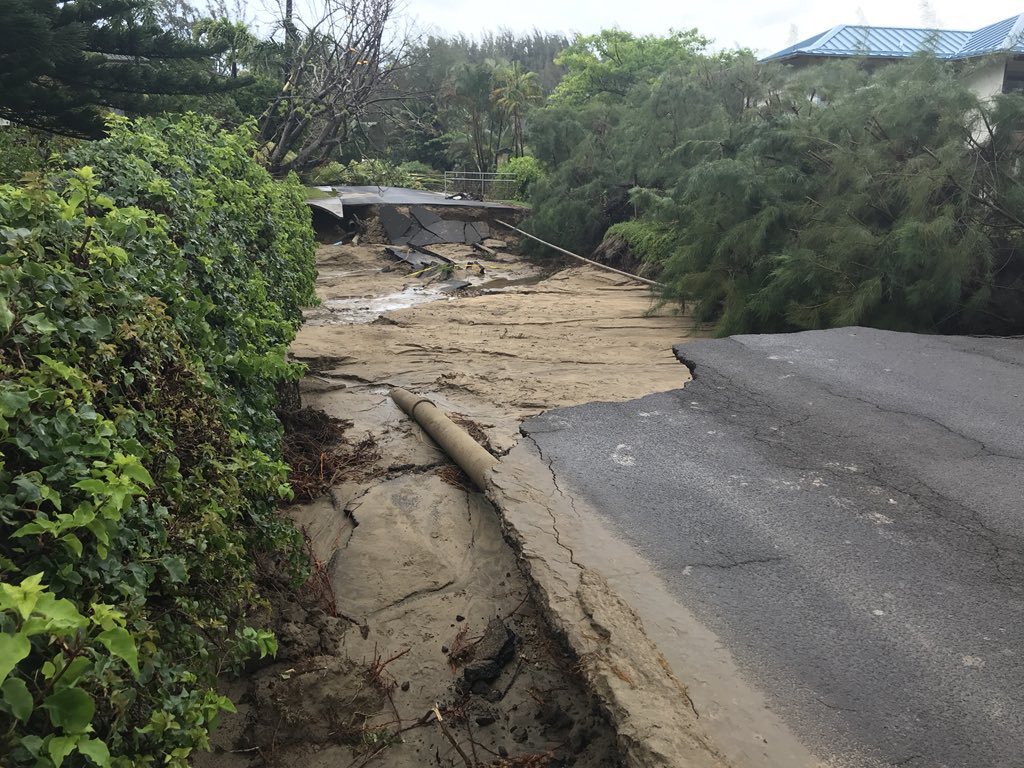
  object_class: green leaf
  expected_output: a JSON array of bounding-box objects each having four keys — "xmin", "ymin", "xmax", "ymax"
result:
[
  {"xmin": 160, "ymin": 556, "xmax": 187, "ymax": 583},
  {"xmin": 0, "ymin": 388, "xmax": 30, "ymax": 414},
  {"xmin": 44, "ymin": 686, "xmax": 95, "ymax": 733},
  {"xmin": 51, "ymin": 656, "xmax": 91, "ymax": 689},
  {"xmin": 2, "ymin": 677, "xmax": 33, "ymax": 722},
  {"xmin": 0, "ymin": 633, "xmax": 31, "ymax": 684},
  {"xmin": 77, "ymin": 737, "xmax": 111, "ymax": 766},
  {"xmin": 0, "ymin": 297, "xmax": 13, "ymax": 333},
  {"xmin": 73, "ymin": 479, "xmax": 109, "ymax": 495},
  {"xmin": 120, "ymin": 462, "xmax": 154, "ymax": 488},
  {"xmin": 23, "ymin": 313, "xmax": 58, "ymax": 334},
  {"xmin": 96, "ymin": 627, "xmax": 138, "ymax": 674},
  {"xmin": 62, "ymin": 533, "xmax": 84, "ymax": 558},
  {"xmin": 32, "ymin": 593, "xmax": 88, "ymax": 632},
  {"xmin": 48, "ymin": 734, "xmax": 79, "ymax": 767}
]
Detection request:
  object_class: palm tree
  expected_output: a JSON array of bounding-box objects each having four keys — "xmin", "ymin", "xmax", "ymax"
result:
[{"xmin": 493, "ymin": 62, "xmax": 542, "ymax": 157}]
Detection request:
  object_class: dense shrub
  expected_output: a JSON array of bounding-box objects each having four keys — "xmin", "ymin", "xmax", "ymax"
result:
[
  {"xmin": 305, "ymin": 158, "xmax": 423, "ymax": 188},
  {"xmin": 0, "ymin": 114, "xmax": 316, "ymax": 765},
  {"xmin": 0, "ymin": 126, "xmax": 76, "ymax": 185},
  {"xmin": 503, "ymin": 155, "xmax": 545, "ymax": 200}
]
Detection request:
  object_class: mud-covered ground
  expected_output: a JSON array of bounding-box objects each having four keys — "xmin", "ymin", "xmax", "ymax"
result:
[{"xmin": 194, "ymin": 239, "xmax": 702, "ymax": 768}]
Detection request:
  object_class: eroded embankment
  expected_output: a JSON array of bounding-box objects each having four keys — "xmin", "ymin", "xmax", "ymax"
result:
[{"xmin": 196, "ymin": 240, "xmax": 707, "ymax": 767}]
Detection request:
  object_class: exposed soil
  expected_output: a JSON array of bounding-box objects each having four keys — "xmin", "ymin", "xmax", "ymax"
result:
[{"xmin": 194, "ymin": 239, "xmax": 704, "ymax": 768}]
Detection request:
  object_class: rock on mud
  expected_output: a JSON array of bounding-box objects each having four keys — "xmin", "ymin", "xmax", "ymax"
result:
[{"xmin": 463, "ymin": 616, "xmax": 516, "ymax": 683}]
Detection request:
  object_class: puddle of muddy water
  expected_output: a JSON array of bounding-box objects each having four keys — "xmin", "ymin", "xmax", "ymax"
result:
[
  {"xmin": 314, "ymin": 268, "xmax": 546, "ymax": 325},
  {"xmin": 320, "ymin": 285, "xmax": 448, "ymax": 324}
]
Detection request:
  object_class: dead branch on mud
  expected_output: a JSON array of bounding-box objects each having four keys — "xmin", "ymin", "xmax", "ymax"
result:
[{"xmin": 279, "ymin": 406, "xmax": 382, "ymax": 501}]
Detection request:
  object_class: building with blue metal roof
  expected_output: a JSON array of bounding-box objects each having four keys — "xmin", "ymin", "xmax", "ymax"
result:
[
  {"xmin": 763, "ymin": 14, "xmax": 1024, "ymax": 64},
  {"xmin": 763, "ymin": 13, "xmax": 1024, "ymax": 99}
]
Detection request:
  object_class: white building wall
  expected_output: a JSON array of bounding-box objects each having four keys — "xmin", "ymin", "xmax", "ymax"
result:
[
  {"xmin": 963, "ymin": 58, "xmax": 1007, "ymax": 144},
  {"xmin": 964, "ymin": 57, "xmax": 1007, "ymax": 100}
]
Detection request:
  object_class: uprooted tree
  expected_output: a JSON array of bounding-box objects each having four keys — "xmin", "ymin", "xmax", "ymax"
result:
[{"xmin": 258, "ymin": 0, "xmax": 407, "ymax": 176}]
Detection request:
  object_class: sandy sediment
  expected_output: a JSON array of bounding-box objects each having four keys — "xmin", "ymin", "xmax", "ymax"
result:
[{"xmin": 195, "ymin": 241, "xmax": 706, "ymax": 768}]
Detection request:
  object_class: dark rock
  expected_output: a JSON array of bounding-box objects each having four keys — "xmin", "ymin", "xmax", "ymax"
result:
[
  {"xmin": 512, "ymin": 727, "xmax": 529, "ymax": 743},
  {"xmin": 463, "ymin": 617, "xmax": 516, "ymax": 683},
  {"xmin": 441, "ymin": 645, "xmax": 449, "ymax": 654},
  {"xmin": 498, "ymin": 746, "xmax": 509, "ymax": 758},
  {"xmin": 475, "ymin": 714, "xmax": 497, "ymax": 727},
  {"xmin": 471, "ymin": 680, "xmax": 491, "ymax": 696},
  {"xmin": 456, "ymin": 615, "xmax": 465, "ymax": 622},
  {"xmin": 464, "ymin": 659, "xmax": 502, "ymax": 682},
  {"xmin": 485, "ymin": 688, "xmax": 504, "ymax": 703},
  {"xmin": 400, "ymin": 681, "xmax": 410, "ymax": 692}
]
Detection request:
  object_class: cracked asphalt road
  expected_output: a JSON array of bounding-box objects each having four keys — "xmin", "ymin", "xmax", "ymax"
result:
[{"xmin": 521, "ymin": 327, "xmax": 1024, "ymax": 767}]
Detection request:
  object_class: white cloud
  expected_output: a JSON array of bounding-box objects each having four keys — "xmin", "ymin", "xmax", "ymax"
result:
[{"xmin": 399, "ymin": 0, "xmax": 1024, "ymax": 56}]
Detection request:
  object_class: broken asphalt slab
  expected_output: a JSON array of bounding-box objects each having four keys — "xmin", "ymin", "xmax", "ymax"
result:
[{"xmin": 509, "ymin": 327, "xmax": 1024, "ymax": 768}]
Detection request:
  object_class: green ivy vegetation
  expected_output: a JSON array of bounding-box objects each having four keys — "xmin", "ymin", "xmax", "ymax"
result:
[{"xmin": 0, "ymin": 114, "xmax": 317, "ymax": 766}]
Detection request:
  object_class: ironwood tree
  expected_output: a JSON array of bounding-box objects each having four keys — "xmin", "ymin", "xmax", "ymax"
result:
[
  {"xmin": 526, "ymin": 44, "xmax": 1024, "ymax": 337},
  {"xmin": 0, "ymin": 0, "xmax": 235, "ymax": 136}
]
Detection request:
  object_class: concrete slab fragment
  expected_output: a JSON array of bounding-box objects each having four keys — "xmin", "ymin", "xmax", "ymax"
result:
[{"xmin": 379, "ymin": 205, "xmax": 414, "ymax": 243}]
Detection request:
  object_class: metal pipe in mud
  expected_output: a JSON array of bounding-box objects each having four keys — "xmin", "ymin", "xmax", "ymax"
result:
[
  {"xmin": 390, "ymin": 388, "xmax": 497, "ymax": 489},
  {"xmin": 495, "ymin": 219, "xmax": 664, "ymax": 288}
]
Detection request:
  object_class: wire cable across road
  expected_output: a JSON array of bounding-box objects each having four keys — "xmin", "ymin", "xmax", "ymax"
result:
[{"xmin": 495, "ymin": 219, "xmax": 664, "ymax": 288}]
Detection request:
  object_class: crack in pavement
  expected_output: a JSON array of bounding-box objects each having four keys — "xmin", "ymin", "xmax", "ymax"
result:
[
  {"xmin": 685, "ymin": 556, "xmax": 787, "ymax": 571},
  {"xmin": 525, "ymin": 433, "xmax": 584, "ymax": 570}
]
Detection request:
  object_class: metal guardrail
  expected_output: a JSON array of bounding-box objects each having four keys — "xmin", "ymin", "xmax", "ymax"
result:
[{"xmin": 443, "ymin": 171, "xmax": 518, "ymax": 201}]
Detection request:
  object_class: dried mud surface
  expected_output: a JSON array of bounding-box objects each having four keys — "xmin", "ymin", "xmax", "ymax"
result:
[
  {"xmin": 291, "ymin": 242, "xmax": 697, "ymax": 454},
  {"xmin": 194, "ymin": 241, "xmax": 703, "ymax": 768}
]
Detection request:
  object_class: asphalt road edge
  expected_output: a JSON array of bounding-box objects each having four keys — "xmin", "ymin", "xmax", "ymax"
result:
[{"xmin": 486, "ymin": 448, "xmax": 730, "ymax": 768}]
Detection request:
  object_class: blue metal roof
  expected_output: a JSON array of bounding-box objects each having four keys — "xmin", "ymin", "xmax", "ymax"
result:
[
  {"xmin": 957, "ymin": 15, "xmax": 1024, "ymax": 57},
  {"xmin": 763, "ymin": 13, "xmax": 1024, "ymax": 62}
]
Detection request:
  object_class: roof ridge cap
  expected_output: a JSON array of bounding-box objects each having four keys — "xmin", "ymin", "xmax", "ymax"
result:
[
  {"xmin": 812, "ymin": 25, "xmax": 849, "ymax": 49},
  {"xmin": 1001, "ymin": 13, "xmax": 1024, "ymax": 50}
]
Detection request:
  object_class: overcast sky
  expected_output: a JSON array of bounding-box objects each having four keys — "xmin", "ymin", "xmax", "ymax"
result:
[{"xmin": 398, "ymin": 0, "xmax": 1024, "ymax": 56}]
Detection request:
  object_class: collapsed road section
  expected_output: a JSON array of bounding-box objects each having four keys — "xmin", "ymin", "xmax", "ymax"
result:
[{"xmin": 197, "ymin": 225, "xmax": 724, "ymax": 767}]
